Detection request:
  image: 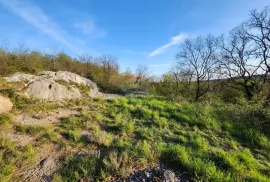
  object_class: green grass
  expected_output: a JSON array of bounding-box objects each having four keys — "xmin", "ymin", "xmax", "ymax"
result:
[
  {"xmin": 0, "ymin": 113, "xmax": 12, "ymax": 126},
  {"xmin": 15, "ymin": 125, "xmax": 47, "ymax": 135},
  {"xmin": 0, "ymin": 138, "xmax": 36, "ymax": 181},
  {"xmin": 53, "ymin": 154, "xmax": 102, "ymax": 182},
  {"xmin": 61, "ymin": 130, "xmax": 81, "ymax": 143},
  {"xmin": 11, "ymin": 95, "xmax": 60, "ymax": 113},
  {"xmin": 37, "ymin": 132, "xmax": 58, "ymax": 143},
  {"xmin": 1, "ymin": 95, "xmax": 269, "ymax": 181},
  {"xmin": 52, "ymin": 96, "xmax": 270, "ymax": 181}
]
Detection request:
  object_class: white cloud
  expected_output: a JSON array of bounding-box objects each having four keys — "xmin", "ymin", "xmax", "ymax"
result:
[
  {"xmin": 148, "ymin": 33, "xmax": 188, "ymax": 57},
  {"xmin": 0, "ymin": 0, "xmax": 81, "ymax": 52},
  {"xmin": 75, "ymin": 21, "xmax": 95, "ymax": 34},
  {"xmin": 75, "ymin": 20, "xmax": 106, "ymax": 38}
]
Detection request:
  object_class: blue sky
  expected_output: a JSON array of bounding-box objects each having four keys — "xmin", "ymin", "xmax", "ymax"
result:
[{"xmin": 0, "ymin": 0, "xmax": 269, "ymax": 75}]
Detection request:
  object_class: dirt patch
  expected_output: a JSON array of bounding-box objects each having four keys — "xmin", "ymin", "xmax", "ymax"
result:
[
  {"xmin": 0, "ymin": 95, "xmax": 13, "ymax": 113},
  {"xmin": 1, "ymin": 108, "xmax": 79, "ymax": 146},
  {"xmin": 15, "ymin": 108, "xmax": 79, "ymax": 126},
  {"xmin": 5, "ymin": 132, "xmax": 35, "ymax": 146},
  {"xmin": 18, "ymin": 144, "xmax": 100, "ymax": 182},
  {"xmin": 17, "ymin": 144, "xmax": 63, "ymax": 182},
  {"xmin": 21, "ymin": 155, "xmax": 61, "ymax": 182},
  {"xmin": 5, "ymin": 108, "xmax": 93, "ymax": 181}
]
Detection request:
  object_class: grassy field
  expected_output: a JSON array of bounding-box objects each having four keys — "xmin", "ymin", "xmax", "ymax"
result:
[{"xmin": 0, "ymin": 94, "xmax": 270, "ymax": 181}]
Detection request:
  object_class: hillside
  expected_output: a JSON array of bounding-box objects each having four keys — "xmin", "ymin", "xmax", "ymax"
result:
[{"xmin": 0, "ymin": 72, "xmax": 269, "ymax": 182}]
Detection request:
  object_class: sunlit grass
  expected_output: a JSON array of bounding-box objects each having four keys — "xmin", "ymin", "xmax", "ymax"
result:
[
  {"xmin": 51, "ymin": 96, "xmax": 270, "ymax": 181},
  {"xmin": 2, "ymin": 96, "xmax": 269, "ymax": 181}
]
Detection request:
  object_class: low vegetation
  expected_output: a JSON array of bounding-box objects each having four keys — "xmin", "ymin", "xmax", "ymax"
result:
[
  {"xmin": 0, "ymin": 114, "xmax": 36, "ymax": 182},
  {"xmin": 1, "ymin": 78, "xmax": 270, "ymax": 181},
  {"xmin": 48, "ymin": 97, "xmax": 270, "ymax": 181}
]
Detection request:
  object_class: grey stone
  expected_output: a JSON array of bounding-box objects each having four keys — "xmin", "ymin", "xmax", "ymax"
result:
[
  {"xmin": 4, "ymin": 71, "xmax": 120, "ymax": 101},
  {"xmin": 26, "ymin": 79, "xmax": 81, "ymax": 101}
]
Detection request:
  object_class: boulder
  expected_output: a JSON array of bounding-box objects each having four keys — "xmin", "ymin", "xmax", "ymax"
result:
[
  {"xmin": 0, "ymin": 95, "xmax": 13, "ymax": 113},
  {"xmin": 4, "ymin": 71, "xmax": 119, "ymax": 101},
  {"xmin": 38, "ymin": 71, "xmax": 56, "ymax": 77},
  {"xmin": 4, "ymin": 73, "xmax": 36, "ymax": 82},
  {"xmin": 26, "ymin": 79, "xmax": 81, "ymax": 101}
]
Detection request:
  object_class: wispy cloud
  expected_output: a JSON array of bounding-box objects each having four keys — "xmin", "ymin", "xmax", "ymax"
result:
[
  {"xmin": 148, "ymin": 33, "xmax": 187, "ymax": 57},
  {"xmin": 75, "ymin": 20, "xmax": 106, "ymax": 38},
  {"xmin": 0, "ymin": 0, "xmax": 81, "ymax": 52}
]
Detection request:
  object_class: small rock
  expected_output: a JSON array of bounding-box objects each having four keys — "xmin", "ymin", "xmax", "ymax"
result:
[
  {"xmin": 39, "ymin": 158, "xmax": 47, "ymax": 168},
  {"xmin": 39, "ymin": 157, "xmax": 54, "ymax": 169},
  {"xmin": 32, "ymin": 114, "xmax": 41, "ymax": 119},
  {"xmin": 164, "ymin": 170, "xmax": 176, "ymax": 182}
]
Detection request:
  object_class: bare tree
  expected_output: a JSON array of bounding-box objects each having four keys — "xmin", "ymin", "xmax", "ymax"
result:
[
  {"xmin": 78, "ymin": 53, "xmax": 95, "ymax": 78},
  {"xmin": 135, "ymin": 64, "xmax": 149, "ymax": 85},
  {"xmin": 176, "ymin": 35, "xmax": 220, "ymax": 101},
  {"xmin": 1, "ymin": 38, "xmax": 10, "ymax": 53},
  {"xmin": 47, "ymin": 45, "xmax": 60, "ymax": 71},
  {"xmin": 99, "ymin": 54, "xmax": 119, "ymax": 83},
  {"xmin": 220, "ymin": 25, "xmax": 265, "ymax": 100},
  {"xmin": 0, "ymin": 38, "xmax": 10, "ymax": 76},
  {"xmin": 246, "ymin": 6, "xmax": 270, "ymax": 77},
  {"xmin": 245, "ymin": 6, "xmax": 270, "ymax": 102},
  {"xmin": 169, "ymin": 64, "xmax": 182, "ymax": 91},
  {"xmin": 14, "ymin": 42, "xmax": 29, "ymax": 55},
  {"xmin": 169, "ymin": 62, "xmax": 193, "ymax": 92},
  {"xmin": 14, "ymin": 43, "xmax": 31, "ymax": 71}
]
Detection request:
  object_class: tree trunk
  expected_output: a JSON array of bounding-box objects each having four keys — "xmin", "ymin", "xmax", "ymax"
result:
[
  {"xmin": 244, "ymin": 85, "xmax": 253, "ymax": 100},
  {"xmin": 195, "ymin": 79, "xmax": 200, "ymax": 102}
]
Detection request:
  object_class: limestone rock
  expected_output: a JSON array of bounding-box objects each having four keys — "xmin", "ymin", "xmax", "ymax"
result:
[
  {"xmin": 38, "ymin": 71, "xmax": 56, "ymax": 77},
  {"xmin": 4, "ymin": 73, "xmax": 36, "ymax": 82},
  {"xmin": 0, "ymin": 95, "xmax": 13, "ymax": 113},
  {"xmin": 4, "ymin": 71, "xmax": 120, "ymax": 101},
  {"xmin": 164, "ymin": 170, "xmax": 177, "ymax": 182},
  {"xmin": 26, "ymin": 79, "xmax": 81, "ymax": 101}
]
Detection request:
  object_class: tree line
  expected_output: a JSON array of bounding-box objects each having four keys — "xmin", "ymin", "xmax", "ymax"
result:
[
  {"xmin": 151, "ymin": 6, "xmax": 270, "ymax": 103},
  {"xmin": 0, "ymin": 42, "xmax": 151, "ymax": 93}
]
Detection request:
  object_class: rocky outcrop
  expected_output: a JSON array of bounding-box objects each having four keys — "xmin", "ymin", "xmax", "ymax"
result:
[
  {"xmin": 0, "ymin": 95, "xmax": 13, "ymax": 113},
  {"xmin": 4, "ymin": 73, "xmax": 36, "ymax": 82},
  {"xmin": 4, "ymin": 71, "xmax": 118, "ymax": 101},
  {"xmin": 26, "ymin": 79, "xmax": 81, "ymax": 101}
]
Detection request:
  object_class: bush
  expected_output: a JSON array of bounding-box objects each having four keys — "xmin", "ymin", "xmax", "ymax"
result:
[
  {"xmin": 61, "ymin": 130, "xmax": 81, "ymax": 143},
  {"xmin": 91, "ymin": 131, "xmax": 113, "ymax": 147}
]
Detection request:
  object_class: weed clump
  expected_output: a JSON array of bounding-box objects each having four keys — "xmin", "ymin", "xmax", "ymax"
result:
[{"xmin": 15, "ymin": 125, "xmax": 47, "ymax": 135}]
